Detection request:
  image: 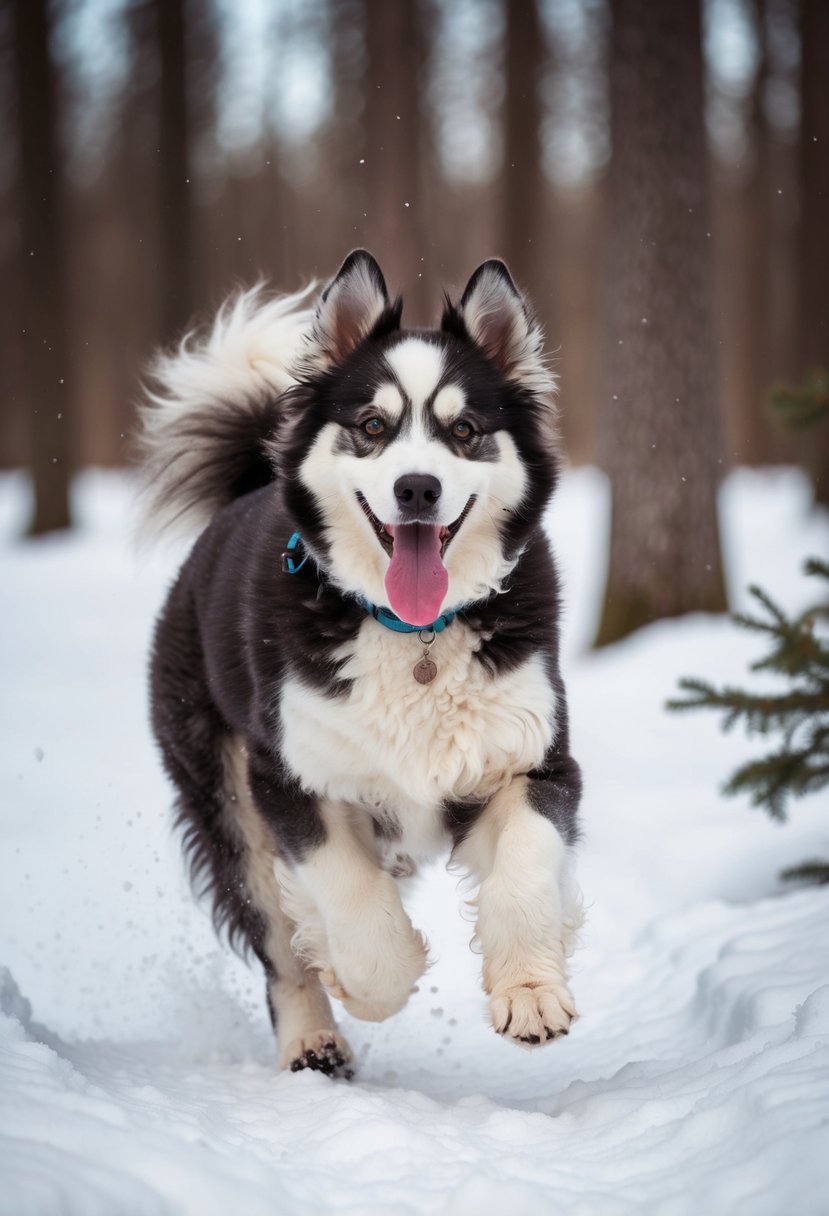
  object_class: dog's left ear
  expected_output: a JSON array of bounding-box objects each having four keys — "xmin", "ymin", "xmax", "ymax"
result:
[
  {"xmin": 442, "ymin": 260, "xmax": 554, "ymax": 401},
  {"xmin": 306, "ymin": 249, "xmax": 401, "ymax": 370}
]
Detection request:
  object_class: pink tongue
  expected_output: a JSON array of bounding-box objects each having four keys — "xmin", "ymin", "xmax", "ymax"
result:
[{"xmin": 385, "ymin": 524, "xmax": 448, "ymax": 626}]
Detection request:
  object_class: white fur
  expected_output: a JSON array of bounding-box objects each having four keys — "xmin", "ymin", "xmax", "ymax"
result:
[
  {"xmin": 432, "ymin": 384, "xmax": 467, "ymax": 423},
  {"xmin": 453, "ymin": 777, "xmax": 580, "ymax": 1044},
  {"xmin": 371, "ymin": 383, "xmax": 406, "ymax": 421},
  {"xmin": 140, "ymin": 284, "xmax": 315, "ymax": 535},
  {"xmin": 144, "ymin": 258, "xmax": 580, "ymax": 1048},
  {"xmin": 384, "ymin": 337, "xmax": 444, "ymax": 406},
  {"xmin": 297, "ymin": 423, "xmax": 526, "ymax": 612},
  {"xmin": 275, "ymin": 801, "xmax": 428, "ymax": 1022},
  {"xmin": 296, "ymin": 335, "xmax": 529, "ymax": 614},
  {"xmin": 279, "ymin": 621, "xmax": 557, "ymax": 855},
  {"xmin": 277, "ymin": 630, "xmax": 578, "ymax": 1038}
]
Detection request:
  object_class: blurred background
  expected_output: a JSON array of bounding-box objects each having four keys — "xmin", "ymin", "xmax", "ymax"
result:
[{"xmin": 2, "ymin": 0, "xmax": 827, "ymax": 639}]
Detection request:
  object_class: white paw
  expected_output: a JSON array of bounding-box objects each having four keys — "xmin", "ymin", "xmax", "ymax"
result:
[
  {"xmin": 320, "ymin": 926, "xmax": 429, "ymax": 1022},
  {"xmin": 278, "ymin": 1029, "xmax": 354, "ymax": 1078},
  {"xmin": 488, "ymin": 981, "xmax": 576, "ymax": 1046}
]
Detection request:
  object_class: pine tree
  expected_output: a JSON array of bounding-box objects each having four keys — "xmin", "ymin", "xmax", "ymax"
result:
[
  {"xmin": 668, "ymin": 559, "xmax": 829, "ymax": 884},
  {"xmin": 767, "ymin": 369, "xmax": 829, "ymax": 432}
]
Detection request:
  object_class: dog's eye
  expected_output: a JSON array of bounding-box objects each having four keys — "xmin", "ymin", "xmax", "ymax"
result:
[
  {"xmin": 364, "ymin": 417, "xmax": 385, "ymax": 437},
  {"xmin": 452, "ymin": 420, "xmax": 474, "ymax": 440}
]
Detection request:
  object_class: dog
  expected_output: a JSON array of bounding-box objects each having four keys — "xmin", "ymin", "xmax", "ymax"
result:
[{"xmin": 140, "ymin": 251, "xmax": 583, "ymax": 1078}]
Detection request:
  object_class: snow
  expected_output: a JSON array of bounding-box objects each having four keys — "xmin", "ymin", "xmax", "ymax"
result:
[{"xmin": 1, "ymin": 466, "xmax": 828, "ymax": 1215}]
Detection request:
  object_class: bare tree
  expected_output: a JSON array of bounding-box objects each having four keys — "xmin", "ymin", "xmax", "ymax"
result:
[
  {"xmin": 730, "ymin": 0, "xmax": 776, "ymax": 463},
  {"xmin": 155, "ymin": 0, "xmax": 194, "ymax": 341},
  {"xmin": 595, "ymin": 0, "xmax": 727, "ymax": 646},
  {"xmin": 364, "ymin": 0, "xmax": 428, "ymax": 319},
  {"xmin": 500, "ymin": 0, "xmax": 545, "ymax": 302},
  {"xmin": 12, "ymin": 0, "xmax": 73, "ymax": 532},
  {"xmin": 798, "ymin": 0, "xmax": 829, "ymax": 502}
]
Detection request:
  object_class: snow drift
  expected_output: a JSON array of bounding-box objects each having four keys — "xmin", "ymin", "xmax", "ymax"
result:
[{"xmin": 1, "ymin": 467, "xmax": 827, "ymax": 1215}]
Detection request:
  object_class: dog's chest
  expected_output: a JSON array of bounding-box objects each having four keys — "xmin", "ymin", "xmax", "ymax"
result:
[{"xmin": 279, "ymin": 620, "xmax": 556, "ymax": 854}]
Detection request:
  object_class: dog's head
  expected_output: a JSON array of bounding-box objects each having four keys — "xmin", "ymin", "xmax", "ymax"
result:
[{"xmin": 276, "ymin": 251, "xmax": 559, "ymax": 626}]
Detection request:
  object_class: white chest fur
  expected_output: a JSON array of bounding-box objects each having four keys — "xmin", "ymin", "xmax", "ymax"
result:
[{"xmin": 279, "ymin": 620, "xmax": 557, "ymax": 858}]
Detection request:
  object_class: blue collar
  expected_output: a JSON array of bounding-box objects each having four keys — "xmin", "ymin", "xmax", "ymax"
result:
[
  {"xmin": 357, "ymin": 598, "xmax": 457, "ymax": 634},
  {"xmin": 282, "ymin": 531, "xmax": 457, "ymax": 633},
  {"xmin": 281, "ymin": 531, "xmax": 309, "ymax": 574}
]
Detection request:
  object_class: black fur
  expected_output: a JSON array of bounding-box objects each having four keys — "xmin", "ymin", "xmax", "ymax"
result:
[
  {"xmin": 142, "ymin": 387, "xmax": 281, "ymax": 532},
  {"xmin": 146, "ymin": 253, "xmax": 582, "ymax": 1054}
]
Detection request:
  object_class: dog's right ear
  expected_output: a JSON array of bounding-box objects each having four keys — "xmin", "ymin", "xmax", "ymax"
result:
[{"xmin": 305, "ymin": 250, "xmax": 400, "ymax": 370}]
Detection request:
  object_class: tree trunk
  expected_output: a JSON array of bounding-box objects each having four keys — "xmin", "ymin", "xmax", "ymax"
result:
[
  {"xmin": 798, "ymin": 0, "xmax": 829, "ymax": 503},
  {"xmin": 732, "ymin": 0, "xmax": 777, "ymax": 463},
  {"xmin": 364, "ymin": 0, "xmax": 428, "ymax": 320},
  {"xmin": 500, "ymin": 0, "xmax": 545, "ymax": 305},
  {"xmin": 12, "ymin": 0, "xmax": 73, "ymax": 533},
  {"xmin": 156, "ymin": 0, "xmax": 194, "ymax": 342},
  {"xmin": 595, "ymin": 0, "xmax": 727, "ymax": 647}
]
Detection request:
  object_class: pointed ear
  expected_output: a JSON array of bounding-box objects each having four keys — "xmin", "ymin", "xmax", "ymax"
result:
[
  {"xmin": 305, "ymin": 250, "xmax": 400, "ymax": 369},
  {"xmin": 442, "ymin": 259, "xmax": 555, "ymax": 402}
]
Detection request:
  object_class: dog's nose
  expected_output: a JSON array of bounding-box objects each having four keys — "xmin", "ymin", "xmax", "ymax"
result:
[{"xmin": 394, "ymin": 473, "xmax": 442, "ymax": 515}]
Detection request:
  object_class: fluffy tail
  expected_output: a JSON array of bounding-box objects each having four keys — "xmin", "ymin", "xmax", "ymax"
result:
[{"xmin": 138, "ymin": 283, "xmax": 316, "ymax": 535}]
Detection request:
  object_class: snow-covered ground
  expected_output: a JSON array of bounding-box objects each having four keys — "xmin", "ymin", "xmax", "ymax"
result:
[{"xmin": 1, "ymin": 467, "xmax": 827, "ymax": 1216}]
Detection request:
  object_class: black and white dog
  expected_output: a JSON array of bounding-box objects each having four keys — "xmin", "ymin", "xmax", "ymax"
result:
[{"xmin": 141, "ymin": 251, "xmax": 582, "ymax": 1078}]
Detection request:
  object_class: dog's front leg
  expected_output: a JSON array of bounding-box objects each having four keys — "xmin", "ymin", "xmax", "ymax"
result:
[
  {"xmin": 454, "ymin": 773, "xmax": 582, "ymax": 1046},
  {"xmin": 275, "ymin": 798, "xmax": 429, "ymax": 1023}
]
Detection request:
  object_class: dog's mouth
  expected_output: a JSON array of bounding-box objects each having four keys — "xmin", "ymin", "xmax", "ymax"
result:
[
  {"xmin": 356, "ymin": 493, "xmax": 476, "ymax": 625},
  {"xmin": 356, "ymin": 493, "xmax": 475, "ymax": 559}
]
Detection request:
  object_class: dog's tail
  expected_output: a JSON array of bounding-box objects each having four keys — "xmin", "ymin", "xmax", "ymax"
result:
[{"xmin": 137, "ymin": 283, "xmax": 316, "ymax": 536}]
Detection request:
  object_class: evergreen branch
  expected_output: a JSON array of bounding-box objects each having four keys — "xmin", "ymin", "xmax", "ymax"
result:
[
  {"xmin": 781, "ymin": 859, "xmax": 829, "ymax": 886},
  {"xmin": 752, "ymin": 636, "xmax": 829, "ymax": 679},
  {"xmin": 768, "ymin": 369, "xmax": 829, "ymax": 431},
  {"xmin": 666, "ymin": 677, "xmax": 722, "ymax": 710},
  {"xmin": 668, "ymin": 679, "xmax": 826, "ymax": 734},
  {"xmin": 667, "ymin": 679, "xmax": 745, "ymax": 731},
  {"xmin": 723, "ymin": 749, "xmax": 829, "ymax": 818},
  {"xmin": 731, "ymin": 583, "xmax": 788, "ymax": 634},
  {"xmin": 798, "ymin": 760, "xmax": 829, "ymax": 796},
  {"xmin": 806, "ymin": 723, "xmax": 829, "ymax": 750},
  {"xmin": 723, "ymin": 749, "xmax": 811, "ymax": 820},
  {"xmin": 804, "ymin": 557, "xmax": 829, "ymax": 582},
  {"xmin": 668, "ymin": 556, "xmax": 829, "ymax": 829}
]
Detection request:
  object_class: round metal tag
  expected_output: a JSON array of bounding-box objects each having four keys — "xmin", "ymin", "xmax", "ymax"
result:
[{"xmin": 413, "ymin": 657, "xmax": 437, "ymax": 684}]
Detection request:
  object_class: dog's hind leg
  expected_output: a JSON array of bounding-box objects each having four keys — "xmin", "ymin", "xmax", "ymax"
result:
[
  {"xmin": 220, "ymin": 736, "xmax": 354, "ymax": 1077},
  {"xmin": 151, "ymin": 586, "xmax": 352, "ymax": 1077}
]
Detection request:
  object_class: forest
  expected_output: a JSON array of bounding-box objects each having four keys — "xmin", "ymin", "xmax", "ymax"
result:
[
  {"xmin": 2, "ymin": 4, "xmax": 829, "ymax": 1210},
  {"xmin": 5, "ymin": 2, "xmax": 827, "ymax": 597}
]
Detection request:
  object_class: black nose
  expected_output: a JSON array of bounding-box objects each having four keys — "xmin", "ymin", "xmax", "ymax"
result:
[{"xmin": 394, "ymin": 473, "xmax": 442, "ymax": 515}]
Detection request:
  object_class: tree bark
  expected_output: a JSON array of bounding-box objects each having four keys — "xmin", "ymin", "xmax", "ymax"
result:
[
  {"xmin": 500, "ymin": 0, "xmax": 545, "ymax": 304},
  {"xmin": 732, "ymin": 0, "xmax": 777, "ymax": 463},
  {"xmin": 156, "ymin": 0, "xmax": 194, "ymax": 342},
  {"xmin": 12, "ymin": 0, "xmax": 74, "ymax": 533},
  {"xmin": 364, "ymin": 0, "xmax": 428, "ymax": 320},
  {"xmin": 595, "ymin": 0, "xmax": 727, "ymax": 647},
  {"xmin": 798, "ymin": 0, "xmax": 829, "ymax": 503}
]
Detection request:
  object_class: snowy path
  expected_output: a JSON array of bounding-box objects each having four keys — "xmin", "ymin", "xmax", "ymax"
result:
[{"xmin": 1, "ymin": 469, "xmax": 828, "ymax": 1215}]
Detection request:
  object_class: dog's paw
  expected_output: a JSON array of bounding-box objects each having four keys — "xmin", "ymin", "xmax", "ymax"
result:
[
  {"xmin": 278, "ymin": 1029, "xmax": 354, "ymax": 1079},
  {"xmin": 488, "ymin": 982, "xmax": 576, "ymax": 1047},
  {"xmin": 319, "ymin": 928, "xmax": 429, "ymax": 1023}
]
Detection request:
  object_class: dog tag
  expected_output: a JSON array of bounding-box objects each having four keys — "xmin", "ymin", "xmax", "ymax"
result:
[
  {"xmin": 413, "ymin": 656, "xmax": 437, "ymax": 684},
  {"xmin": 414, "ymin": 628, "xmax": 437, "ymax": 684}
]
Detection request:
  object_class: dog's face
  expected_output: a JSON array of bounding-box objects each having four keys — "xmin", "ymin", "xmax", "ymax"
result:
[{"xmin": 277, "ymin": 252, "xmax": 558, "ymax": 626}]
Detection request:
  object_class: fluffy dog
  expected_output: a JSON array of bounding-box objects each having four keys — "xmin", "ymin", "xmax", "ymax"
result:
[{"xmin": 141, "ymin": 251, "xmax": 582, "ymax": 1077}]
